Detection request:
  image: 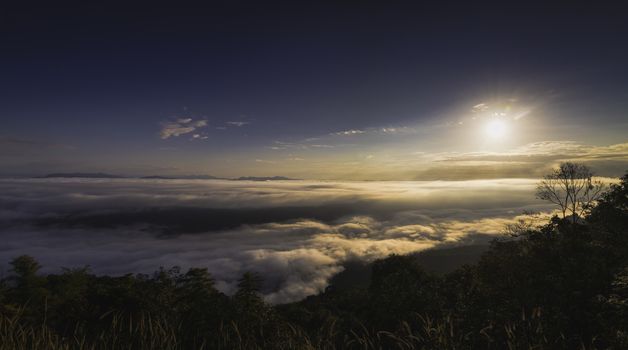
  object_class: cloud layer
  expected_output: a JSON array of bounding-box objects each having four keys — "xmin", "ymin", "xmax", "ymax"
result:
[
  {"xmin": 0, "ymin": 178, "xmax": 553, "ymax": 303},
  {"xmin": 160, "ymin": 118, "xmax": 208, "ymax": 139}
]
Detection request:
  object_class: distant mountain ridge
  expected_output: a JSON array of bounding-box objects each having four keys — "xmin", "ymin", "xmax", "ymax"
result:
[
  {"xmin": 41, "ymin": 173, "xmax": 125, "ymax": 179},
  {"xmin": 141, "ymin": 175, "xmax": 223, "ymax": 180},
  {"xmin": 40, "ymin": 173, "xmax": 297, "ymax": 181}
]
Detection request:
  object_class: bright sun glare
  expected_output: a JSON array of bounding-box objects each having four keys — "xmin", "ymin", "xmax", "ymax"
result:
[{"xmin": 485, "ymin": 119, "xmax": 508, "ymax": 139}]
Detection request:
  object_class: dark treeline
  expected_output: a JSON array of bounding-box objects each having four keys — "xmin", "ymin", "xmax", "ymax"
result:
[{"xmin": 1, "ymin": 170, "xmax": 627, "ymax": 349}]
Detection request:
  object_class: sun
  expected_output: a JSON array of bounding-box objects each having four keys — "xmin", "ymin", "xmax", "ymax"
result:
[{"xmin": 485, "ymin": 119, "xmax": 508, "ymax": 139}]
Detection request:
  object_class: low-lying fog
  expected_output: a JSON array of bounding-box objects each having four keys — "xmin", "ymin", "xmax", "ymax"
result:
[{"xmin": 0, "ymin": 178, "xmax": 552, "ymax": 303}]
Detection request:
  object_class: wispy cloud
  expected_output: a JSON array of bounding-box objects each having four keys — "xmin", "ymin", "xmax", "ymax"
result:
[
  {"xmin": 267, "ymin": 141, "xmax": 334, "ymax": 151},
  {"xmin": 160, "ymin": 118, "xmax": 208, "ymax": 139},
  {"xmin": 469, "ymin": 100, "xmax": 532, "ymax": 121},
  {"xmin": 379, "ymin": 127, "xmax": 416, "ymax": 134},
  {"xmin": 423, "ymin": 141, "xmax": 628, "ymax": 179},
  {"xmin": 266, "ymin": 141, "xmax": 300, "ymax": 150},
  {"xmin": 331, "ymin": 129, "xmax": 365, "ymax": 136},
  {"xmin": 471, "ymin": 103, "xmax": 490, "ymax": 113},
  {"xmin": 269, "ymin": 125, "xmax": 415, "ymax": 152},
  {"xmin": 257, "ymin": 138, "xmax": 628, "ymax": 180},
  {"xmin": 226, "ymin": 121, "xmax": 250, "ymax": 127},
  {"xmin": 440, "ymin": 141, "xmax": 628, "ymax": 162},
  {"xmin": 255, "ymin": 159, "xmax": 277, "ymax": 164},
  {"xmin": 328, "ymin": 125, "xmax": 418, "ymax": 137}
]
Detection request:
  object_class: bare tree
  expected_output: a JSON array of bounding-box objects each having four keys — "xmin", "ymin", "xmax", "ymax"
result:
[{"xmin": 536, "ymin": 162, "xmax": 605, "ymax": 222}]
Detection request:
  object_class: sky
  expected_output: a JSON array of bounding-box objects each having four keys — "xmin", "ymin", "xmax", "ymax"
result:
[
  {"xmin": 1, "ymin": 2, "xmax": 628, "ymax": 178},
  {"xmin": 1, "ymin": 3, "xmax": 628, "ymax": 302}
]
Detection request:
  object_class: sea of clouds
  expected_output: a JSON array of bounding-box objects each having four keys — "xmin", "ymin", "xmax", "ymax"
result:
[{"xmin": 0, "ymin": 178, "xmax": 553, "ymax": 303}]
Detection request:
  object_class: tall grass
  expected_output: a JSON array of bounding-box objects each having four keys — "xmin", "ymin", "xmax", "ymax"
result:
[
  {"xmin": 0, "ymin": 309, "xmax": 180, "ymax": 350},
  {"xmin": 0, "ymin": 308, "xmax": 604, "ymax": 350}
]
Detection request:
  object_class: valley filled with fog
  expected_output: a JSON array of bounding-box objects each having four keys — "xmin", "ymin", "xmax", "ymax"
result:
[{"xmin": 0, "ymin": 178, "xmax": 553, "ymax": 303}]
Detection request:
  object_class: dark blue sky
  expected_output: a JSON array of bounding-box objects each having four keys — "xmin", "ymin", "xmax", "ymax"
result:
[{"xmin": 1, "ymin": 2, "xmax": 627, "ymax": 178}]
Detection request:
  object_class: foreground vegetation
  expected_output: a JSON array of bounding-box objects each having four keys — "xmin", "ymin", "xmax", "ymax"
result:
[{"xmin": 1, "ymin": 170, "xmax": 627, "ymax": 349}]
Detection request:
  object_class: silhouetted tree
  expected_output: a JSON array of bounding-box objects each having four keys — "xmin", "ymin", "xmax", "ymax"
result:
[
  {"xmin": 234, "ymin": 271, "xmax": 265, "ymax": 313},
  {"xmin": 179, "ymin": 267, "xmax": 217, "ymax": 300},
  {"xmin": 536, "ymin": 162, "xmax": 605, "ymax": 222},
  {"xmin": 368, "ymin": 255, "xmax": 440, "ymax": 328},
  {"xmin": 46, "ymin": 266, "xmax": 91, "ymax": 331},
  {"xmin": 10, "ymin": 255, "xmax": 41, "ymax": 279},
  {"xmin": 6, "ymin": 255, "xmax": 48, "ymax": 321}
]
